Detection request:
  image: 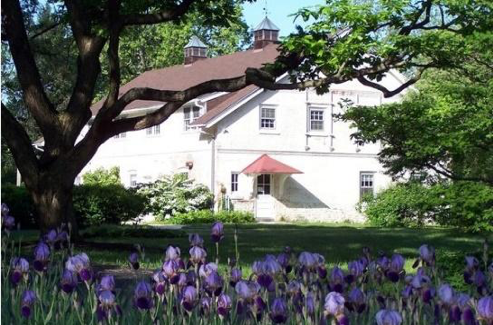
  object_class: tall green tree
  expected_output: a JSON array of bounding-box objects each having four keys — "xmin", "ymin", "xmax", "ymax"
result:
[
  {"xmin": 339, "ymin": 33, "xmax": 493, "ymax": 185},
  {"xmin": 1, "ymin": 0, "xmax": 491, "ymax": 235}
]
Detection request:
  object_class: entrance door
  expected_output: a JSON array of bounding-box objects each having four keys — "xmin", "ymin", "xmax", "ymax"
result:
[{"xmin": 256, "ymin": 174, "xmax": 274, "ymax": 220}]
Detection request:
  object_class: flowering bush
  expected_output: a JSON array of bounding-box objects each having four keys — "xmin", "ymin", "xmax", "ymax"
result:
[
  {"xmin": 137, "ymin": 174, "xmax": 214, "ymax": 220},
  {"xmin": 2, "ymin": 204, "xmax": 493, "ymax": 324}
]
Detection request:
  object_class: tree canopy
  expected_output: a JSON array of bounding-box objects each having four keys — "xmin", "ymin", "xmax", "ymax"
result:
[{"xmin": 339, "ymin": 31, "xmax": 493, "ymax": 185}]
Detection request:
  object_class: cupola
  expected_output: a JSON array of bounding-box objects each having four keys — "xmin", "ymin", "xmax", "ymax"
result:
[
  {"xmin": 184, "ymin": 36, "xmax": 207, "ymax": 64},
  {"xmin": 253, "ymin": 17, "xmax": 280, "ymax": 49}
]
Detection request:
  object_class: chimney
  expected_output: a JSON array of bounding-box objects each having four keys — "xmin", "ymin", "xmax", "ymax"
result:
[
  {"xmin": 253, "ymin": 17, "xmax": 280, "ymax": 49},
  {"xmin": 184, "ymin": 36, "xmax": 207, "ymax": 64}
]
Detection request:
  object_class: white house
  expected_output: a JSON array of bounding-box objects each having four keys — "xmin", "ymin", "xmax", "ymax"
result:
[{"xmin": 83, "ymin": 17, "xmax": 408, "ymax": 222}]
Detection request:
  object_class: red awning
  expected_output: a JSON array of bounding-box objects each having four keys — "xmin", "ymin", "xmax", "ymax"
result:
[{"xmin": 241, "ymin": 154, "xmax": 303, "ymax": 175}]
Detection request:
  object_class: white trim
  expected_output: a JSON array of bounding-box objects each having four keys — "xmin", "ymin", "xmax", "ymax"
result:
[
  {"xmin": 217, "ymin": 148, "xmax": 379, "ymax": 158},
  {"xmin": 205, "ymin": 73, "xmax": 289, "ymax": 128}
]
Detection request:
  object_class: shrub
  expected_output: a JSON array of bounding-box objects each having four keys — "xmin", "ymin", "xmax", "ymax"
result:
[
  {"xmin": 82, "ymin": 166, "xmax": 121, "ymax": 185},
  {"xmin": 0, "ymin": 184, "xmax": 36, "ymax": 229},
  {"xmin": 137, "ymin": 174, "xmax": 213, "ymax": 220},
  {"xmin": 82, "ymin": 224, "xmax": 186, "ymax": 238},
  {"xmin": 73, "ymin": 184, "xmax": 146, "ymax": 227},
  {"xmin": 360, "ymin": 181, "xmax": 493, "ymax": 232},
  {"xmin": 170, "ymin": 210, "xmax": 255, "ymax": 224}
]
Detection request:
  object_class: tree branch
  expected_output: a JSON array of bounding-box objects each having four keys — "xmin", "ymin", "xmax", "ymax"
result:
[
  {"xmin": 2, "ymin": 0, "xmax": 58, "ymax": 136},
  {"xmin": 1, "ymin": 103, "xmax": 39, "ymax": 188},
  {"xmin": 30, "ymin": 21, "xmax": 62, "ymax": 39},
  {"xmin": 356, "ymin": 70, "xmax": 423, "ymax": 98},
  {"xmin": 121, "ymin": 0, "xmax": 196, "ymax": 26}
]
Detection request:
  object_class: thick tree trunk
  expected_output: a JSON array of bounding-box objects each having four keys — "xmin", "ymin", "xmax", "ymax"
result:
[{"xmin": 30, "ymin": 181, "xmax": 79, "ymax": 240}]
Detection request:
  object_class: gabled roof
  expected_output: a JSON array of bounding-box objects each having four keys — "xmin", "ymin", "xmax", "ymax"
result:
[
  {"xmin": 185, "ymin": 36, "xmax": 207, "ymax": 48},
  {"xmin": 90, "ymin": 43, "xmax": 279, "ymax": 115},
  {"xmin": 254, "ymin": 17, "xmax": 280, "ymax": 31},
  {"xmin": 242, "ymin": 154, "xmax": 303, "ymax": 174}
]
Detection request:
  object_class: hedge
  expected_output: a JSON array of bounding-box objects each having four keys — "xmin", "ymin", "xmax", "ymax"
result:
[
  {"xmin": 359, "ymin": 181, "xmax": 493, "ymax": 232},
  {"xmin": 169, "ymin": 210, "xmax": 255, "ymax": 224},
  {"xmin": 1, "ymin": 184, "xmax": 145, "ymax": 228}
]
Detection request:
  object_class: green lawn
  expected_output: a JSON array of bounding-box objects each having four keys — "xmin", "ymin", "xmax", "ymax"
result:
[{"xmin": 12, "ymin": 223, "xmax": 492, "ymax": 280}]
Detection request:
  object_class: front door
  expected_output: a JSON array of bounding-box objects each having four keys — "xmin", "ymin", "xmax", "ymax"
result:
[{"xmin": 256, "ymin": 174, "xmax": 274, "ymax": 220}]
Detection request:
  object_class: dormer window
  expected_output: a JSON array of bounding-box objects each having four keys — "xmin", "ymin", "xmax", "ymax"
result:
[{"xmin": 184, "ymin": 106, "xmax": 201, "ymax": 130}]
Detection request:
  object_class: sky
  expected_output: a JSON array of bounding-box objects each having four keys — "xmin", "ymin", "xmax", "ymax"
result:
[{"xmin": 242, "ymin": 0, "xmax": 325, "ymax": 36}]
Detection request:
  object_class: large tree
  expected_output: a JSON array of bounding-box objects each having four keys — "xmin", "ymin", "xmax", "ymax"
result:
[
  {"xmin": 2, "ymin": 0, "xmax": 491, "ymax": 235},
  {"xmin": 339, "ymin": 32, "xmax": 493, "ymax": 185}
]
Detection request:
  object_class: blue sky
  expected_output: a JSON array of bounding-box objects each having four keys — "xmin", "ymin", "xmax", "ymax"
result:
[{"xmin": 242, "ymin": 0, "xmax": 324, "ymax": 36}]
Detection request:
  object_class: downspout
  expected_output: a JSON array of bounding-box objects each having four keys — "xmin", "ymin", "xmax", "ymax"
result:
[{"xmin": 210, "ymin": 133, "xmax": 216, "ymax": 195}]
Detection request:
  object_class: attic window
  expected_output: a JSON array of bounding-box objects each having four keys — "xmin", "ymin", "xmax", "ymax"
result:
[{"xmin": 184, "ymin": 106, "xmax": 201, "ymax": 130}]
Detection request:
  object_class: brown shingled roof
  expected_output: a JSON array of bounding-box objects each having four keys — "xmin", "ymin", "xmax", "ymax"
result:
[
  {"xmin": 91, "ymin": 43, "xmax": 279, "ymax": 115},
  {"xmin": 191, "ymin": 85, "xmax": 259, "ymax": 126}
]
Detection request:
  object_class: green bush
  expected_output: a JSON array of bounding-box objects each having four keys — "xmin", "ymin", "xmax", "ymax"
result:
[
  {"xmin": 360, "ymin": 181, "xmax": 493, "ymax": 232},
  {"xmin": 82, "ymin": 166, "xmax": 121, "ymax": 185},
  {"xmin": 137, "ymin": 174, "xmax": 214, "ymax": 220},
  {"xmin": 73, "ymin": 184, "xmax": 146, "ymax": 227},
  {"xmin": 82, "ymin": 224, "xmax": 187, "ymax": 238},
  {"xmin": 170, "ymin": 210, "xmax": 255, "ymax": 225},
  {"xmin": 0, "ymin": 184, "xmax": 36, "ymax": 228}
]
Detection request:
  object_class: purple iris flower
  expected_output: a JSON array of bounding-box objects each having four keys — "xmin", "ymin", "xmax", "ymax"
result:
[
  {"xmin": 128, "ymin": 252, "xmax": 139, "ymax": 270},
  {"xmin": 477, "ymin": 296, "xmax": 493, "ymax": 322},
  {"xmin": 277, "ymin": 252, "xmax": 292, "ymax": 273},
  {"xmin": 163, "ymin": 259, "xmax": 180, "ymax": 284},
  {"xmin": 387, "ymin": 254, "xmax": 405, "ymax": 282},
  {"xmin": 438, "ymin": 284, "xmax": 454, "ymax": 305},
  {"xmin": 2, "ymin": 215, "xmax": 15, "ymax": 231},
  {"xmin": 211, "ymin": 222, "xmax": 224, "ymax": 243},
  {"xmin": 235, "ymin": 280, "xmax": 260, "ymax": 302},
  {"xmin": 347, "ymin": 260, "xmax": 365, "ymax": 282},
  {"xmin": 230, "ymin": 267, "xmax": 242, "ymax": 286},
  {"xmin": 60, "ymin": 269, "xmax": 78, "ymax": 293},
  {"xmin": 474, "ymin": 270, "xmax": 486, "ymax": 289},
  {"xmin": 410, "ymin": 268, "xmax": 431, "ymax": 289},
  {"xmin": 97, "ymin": 275, "xmax": 115, "ymax": 296},
  {"xmin": 329, "ymin": 266, "xmax": 345, "ymax": 293},
  {"xmin": 134, "ymin": 281, "xmax": 153, "ymax": 310},
  {"xmin": 348, "ymin": 287, "xmax": 367, "ymax": 313},
  {"xmin": 44, "ymin": 229, "xmax": 58, "ymax": 246},
  {"xmin": 20, "ymin": 290, "xmax": 36, "ymax": 319},
  {"xmin": 298, "ymin": 252, "xmax": 318, "ymax": 270},
  {"xmin": 287, "ymin": 280, "xmax": 301, "ymax": 295},
  {"xmin": 181, "ymin": 285, "xmax": 198, "ymax": 311},
  {"xmin": 376, "ymin": 309, "xmax": 403, "ymax": 325},
  {"xmin": 419, "ymin": 244, "xmax": 435, "ymax": 266},
  {"xmin": 66, "ymin": 253, "xmax": 92, "ymax": 281},
  {"xmin": 1, "ymin": 203, "xmax": 9, "ymax": 216},
  {"xmin": 165, "ymin": 245, "xmax": 181, "ymax": 261},
  {"xmin": 205, "ymin": 271, "xmax": 223, "ymax": 296},
  {"xmin": 422, "ymin": 287, "xmax": 435, "ymax": 304},
  {"xmin": 305, "ymin": 292, "xmax": 316, "ymax": 315},
  {"xmin": 97, "ymin": 290, "xmax": 119, "ymax": 321},
  {"xmin": 189, "ymin": 233, "xmax": 204, "ymax": 247},
  {"xmin": 324, "ymin": 292, "xmax": 345, "ymax": 316},
  {"xmin": 254, "ymin": 255, "xmax": 281, "ymax": 288},
  {"xmin": 10, "ymin": 257, "xmax": 29, "ymax": 285},
  {"xmin": 217, "ymin": 293, "xmax": 232, "ymax": 317},
  {"xmin": 33, "ymin": 242, "xmax": 50, "ymax": 272},
  {"xmin": 200, "ymin": 297, "xmax": 212, "ymax": 315},
  {"xmin": 199, "ymin": 262, "xmax": 218, "ymax": 278},
  {"xmin": 270, "ymin": 298, "xmax": 288, "ymax": 324},
  {"xmin": 189, "ymin": 246, "xmax": 207, "ymax": 265},
  {"xmin": 177, "ymin": 273, "xmax": 188, "ymax": 287},
  {"xmin": 152, "ymin": 270, "xmax": 167, "ymax": 295}
]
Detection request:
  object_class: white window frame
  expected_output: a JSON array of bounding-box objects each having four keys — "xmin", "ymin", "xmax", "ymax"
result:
[
  {"xmin": 309, "ymin": 107, "xmax": 325, "ymax": 132},
  {"xmin": 184, "ymin": 105, "xmax": 202, "ymax": 131},
  {"xmin": 129, "ymin": 171, "xmax": 138, "ymax": 187},
  {"xmin": 231, "ymin": 172, "xmax": 239, "ymax": 192},
  {"xmin": 146, "ymin": 125, "xmax": 160, "ymax": 136},
  {"xmin": 114, "ymin": 132, "xmax": 126, "ymax": 139},
  {"xmin": 360, "ymin": 172, "xmax": 375, "ymax": 199},
  {"xmin": 259, "ymin": 105, "xmax": 276, "ymax": 130}
]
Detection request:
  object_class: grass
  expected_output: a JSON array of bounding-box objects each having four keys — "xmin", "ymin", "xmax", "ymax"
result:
[{"xmin": 12, "ymin": 223, "xmax": 492, "ymax": 280}]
